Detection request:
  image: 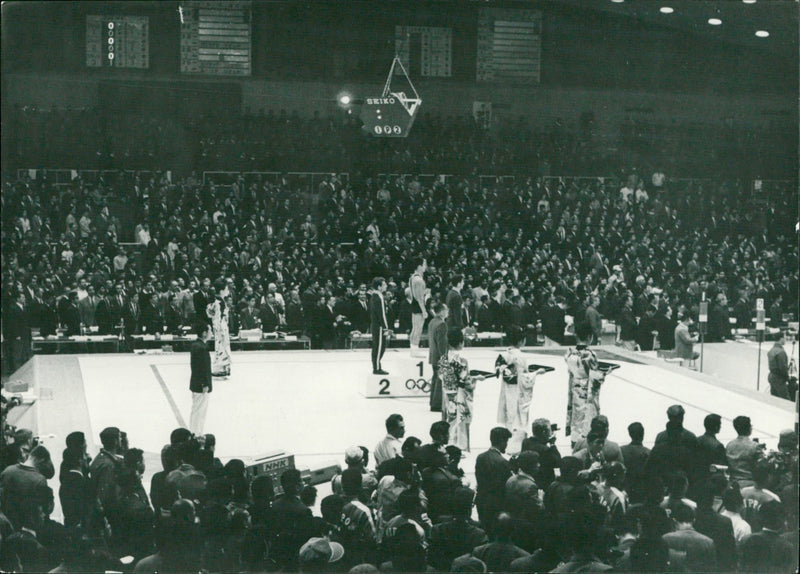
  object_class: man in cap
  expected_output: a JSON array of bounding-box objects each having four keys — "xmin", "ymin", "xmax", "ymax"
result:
[
  {"xmin": 298, "ymin": 537, "xmax": 344, "ymax": 572},
  {"xmin": 332, "ymin": 446, "xmax": 377, "ymax": 497}
]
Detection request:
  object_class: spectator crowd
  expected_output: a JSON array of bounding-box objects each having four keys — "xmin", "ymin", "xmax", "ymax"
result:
[
  {"xmin": 0, "ymin": 403, "xmax": 797, "ymax": 572},
  {"xmin": 3, "ymin": 159, "xmax": 797, "ymax": 373}
]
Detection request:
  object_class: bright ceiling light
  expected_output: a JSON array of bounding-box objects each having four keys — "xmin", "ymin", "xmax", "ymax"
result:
[
  {"xmin": 708, "ymin": 18, "xmax": 722, "ymax": 25},
  {"xmin": 610, "ymin": 0, "xmax": 625, "ymax": 3},
  {"xmin": 660, "ymin": 6, "xmax": 674, "ymax": 14},
  {"xmin": 742, "ymin": 0, "xmax": 756, "ymax": 4},
  {"xmin": 755, "ymin": 30, "xmax": 769, "ymax": 37}
]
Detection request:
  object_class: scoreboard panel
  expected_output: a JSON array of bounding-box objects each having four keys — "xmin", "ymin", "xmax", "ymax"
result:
[
  {"xmin": 86, "ymin": 15, "xmax": 149, "ymax": 69},
  {"xmin": 477, "ymin": 8, "xmax": 541, "ymax": 83},
  {"xmin": 181, "ymin": 1, "xmax": 252, "ymax": 76},
  {"xmin": 395, "ymin": 26, "xmax": 452, "ymax": 78}
]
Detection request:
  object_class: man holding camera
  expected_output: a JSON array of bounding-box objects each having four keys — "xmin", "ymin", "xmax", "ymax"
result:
[{"xmin": 520, "ymin": 418, "xmax": 562, "ymax": 490}]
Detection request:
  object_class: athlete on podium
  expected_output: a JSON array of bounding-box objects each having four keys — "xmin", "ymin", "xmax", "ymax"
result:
[{"xmin": 370, "ymin": 277, "xmax": 391, "ymax": 375}]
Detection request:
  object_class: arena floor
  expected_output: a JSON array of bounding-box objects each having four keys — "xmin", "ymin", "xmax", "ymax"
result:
[{"xmin": 17, "ymin": 345, "xmax": 794, "ymax": 518}]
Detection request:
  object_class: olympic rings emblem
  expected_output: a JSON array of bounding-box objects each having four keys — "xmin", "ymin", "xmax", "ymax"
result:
[{"xmin": 405, "ymin": 378, "xmax": 430, "ymax": 392}]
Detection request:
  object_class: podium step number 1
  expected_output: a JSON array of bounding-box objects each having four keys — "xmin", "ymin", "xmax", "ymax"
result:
[{"xmin": 363, "ymin": 359, "xmax": 431, "ymax": 398}]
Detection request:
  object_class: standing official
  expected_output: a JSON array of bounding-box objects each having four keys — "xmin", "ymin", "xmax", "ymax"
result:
[
  {"xmin": 409, "ymin": 258, "xmax": 428, "ymax": 357},
  {"xmin": 3, "ymin": 292, "xmax": 32, "ymax": 374},
  {"xmin": 767, "ymin": 333, "xmax": 789, "ymax": 399},
  {"xmin": 190, "ymin": 323, "xmax": 213, "ymax": 435},
  {"xmin": 370, "ymin": 277, "xmax": 390, "ymax": 375},
  {"xmin": 445, "ymin": 275, "xmax": 464, "ymax": 332},
  {"xmin": 428, "ymin": 303, "xmax": 449, "ymax": 415}
]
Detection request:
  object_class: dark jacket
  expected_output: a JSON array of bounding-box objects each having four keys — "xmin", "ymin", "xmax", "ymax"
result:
[
  {"xmin": 428, "ymin": 316, "xmax": 448, "ymax": 367},
  {"xmin": 369, "ymin": 292, "xmax": 388, "ymax": 333},
  {"xmin": 189, "ymin": 339, "xmax": 212, "ymax": 393},
  {"xmin": 475, "ymin": 448, "xmax": 512, "ymax": 530},
  {"xmin": 428, "ymin": 518, "xmax": 488, "ymax": 571},
  {"xmin": 520, "ymin": 438, "xmax": 561, "ymax": 489},
  {"xmin": 695, "ymin": 506, "xmax": 737, "ymax": 572},
  {"xmin": 445, "ymin": 289, "xmax": 464, "ymax": 331},
  {"xmin": 259, "ymin": 304, "xmax": 281, "ymax": 332},
  {"xmin": 59, "ymin": 469, "xmax": 91, "ymax": 529},
  {"xmin": 193, "ymin": 290, "xmax": 211, "ymax": 323},
  {"xmin": 270, "ymin": 494, "xmax": 313, "ymax": 569},
  {"xmin": 61, "ymin": 302, "xmax": 82, "ymax": 336},
  {"xmin": 541, "ymin": 304, "xmax": 566, "ymax": 343}
]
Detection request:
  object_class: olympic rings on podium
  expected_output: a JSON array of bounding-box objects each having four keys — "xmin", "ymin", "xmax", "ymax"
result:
[{"xmin": 405, "ymin": 378, "xmax": 430, "ymax": 392}]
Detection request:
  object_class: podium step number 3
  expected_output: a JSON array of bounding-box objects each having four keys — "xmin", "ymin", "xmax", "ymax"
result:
[{"xmin": 363, "ymin": 360, "xmax": 431, "ymax": 398}]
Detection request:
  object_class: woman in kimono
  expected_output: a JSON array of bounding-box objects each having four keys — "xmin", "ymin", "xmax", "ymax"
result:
[
  {"xmin": 495, "ymin": 327, "xmax": 547, "ymax": 454},
  {"xmin": 207, "ymin": 278, "xmax": 232, "ymax": 377},
  {"xmin": 565, "ymin": 320, "xmax": 606, "ymax": 448},
  {"xmin": 439, "ymin": 328, "xmax": 490, "ymax": 452}
]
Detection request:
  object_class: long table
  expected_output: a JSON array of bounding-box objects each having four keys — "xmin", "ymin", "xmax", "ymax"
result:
[
  {"xmin": 32, "ymin": 335, "xmax": 311, "ymax": 354},
  {"xmin": 347, "ymin": 332, "xmax": 505, "ymax": 350}
]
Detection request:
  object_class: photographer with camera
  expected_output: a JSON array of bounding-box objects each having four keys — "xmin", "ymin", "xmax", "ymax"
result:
[
  {"xmin": 521, "ymin": 419, "xmax": 562, "ymax": 490},
  {"xmin": 1, "ymin": 423, "xmax": 33, "ymax": 471}
]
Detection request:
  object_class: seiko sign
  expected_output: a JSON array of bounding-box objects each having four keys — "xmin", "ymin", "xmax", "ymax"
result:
[{"xmin": 366, "ymin": 98, "xmax": 396, "ymax": 105}]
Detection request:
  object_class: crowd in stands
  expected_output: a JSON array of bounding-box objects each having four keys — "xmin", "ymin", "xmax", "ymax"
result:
[
  {"xmin": 2, "ymin": 158, "xmax": 797, "ymax": 372},
  {"xmin": 0, "ymin": 403, "xmax": 797, "ymax": 572},
  {"xmin": 5, "ymin": 106, "xmax": 796, "ymax": 179}
]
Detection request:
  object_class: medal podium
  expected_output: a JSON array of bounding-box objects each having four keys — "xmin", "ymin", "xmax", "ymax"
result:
[{"xmin": 363, "ymin": 353, "xmax": 432, "ymax": 398}]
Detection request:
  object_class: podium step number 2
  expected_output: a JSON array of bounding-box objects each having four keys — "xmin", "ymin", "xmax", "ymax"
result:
[{"xmin": 363, "ymin": 360, "xmax": 431, "ymax": 398}]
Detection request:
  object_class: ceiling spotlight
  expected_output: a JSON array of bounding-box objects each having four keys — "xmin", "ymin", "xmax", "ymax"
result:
[
  {"xmin": 339, "ymin": 95, "xmax": 351, "ymax": 105},
  {"xmin": 755, "ymin": 30, "xmax": 769, "ymax": 37},
  {"xmin": 708, "ymin": 18, "xmax": 722, "ymax": 25},
  {"xmin": 610, "ymin": 0, "xmax": 625, "ymax": 3},
  {"xmin": 660, "ymin": 6, "xmax": 674, "ymax": 14},
  {"xmin": 742, "ymin": 0, "xmax": 756, "ymax": 4}
]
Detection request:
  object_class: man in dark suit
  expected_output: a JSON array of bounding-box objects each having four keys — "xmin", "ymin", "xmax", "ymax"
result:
[
  {"xmin": 540, "ymin": 296, "xmax": 566, "ymax": 345},
  {"xmin": 707, "ymin": 293, "xmax": 731, "ymax": 342},
  {"xmin": 445, "ymin": 275, "xmax": 464, "ymax": 332},
  {"xmin": 108, "ymin": 284, "xmax": 126, "ymax": 332},
  {"xmin": 370, "ymin": 277, "xmax": 390, "ymax": 375},
  {"xmin": 239, "ymin": 297, "xmax": 260, "ymax": 330},
  {"xmin": 77, "ymin": 285, "xmax": 98, "ymax": 328},
  {"xmin": 95, "ymin": 288, "xmax": 114, "ymax": 335},
  {"xmin": 620, "ymin": 421, "xmax": 650, "ymax": 502},
  {"xmin": 427, "ymin": 302, "xmax": 449, "ymax": 414},
  {"xmin": 193, "ymin": 278, "xmax": 212, "ymax": 324},
  {"xmin": 476, "ymin": 295, "xmax": 494, "ymax": 332},
  {"xmin": 488, "ymin": 286, "xmax": 506, "ymax": 332},
  {"xmin": 767, "ymin": 333, "xmax": 790, "ymax": 399},
  {"xmin": 397, "ymin": 288, "xmax": 414, "ymax": 335},
  {"xmin": 416, "ymin": 421, "xmax": 450, "ymax": 471},
  {"xmin": 259, "ymin": 293, "xmax": 282, "ymax": 332},
  {"xmin": 271, "ymin": 469, "xmax": 314, "ymax": 571},
  {"xmin": 121, "ymin": 291, "xmax": 142, "ymax": 352},
  {"xmin": 318, "ymin": 294, "xmax": 342, "ymax": 349},
  {"xmin": 189, "ymin": 323, "xmax": 213, "ymax": 435},
  {"xmin": 3, "ymin": 292, "xmax": 32, "ymax": 373},
  {"xmin": 475, "ymin": 427, "xmax": 513, "ymax": 534},
  {"xmin": 352, "ymin": 290, "xmax": 371, "ymax": 334},
  {"xmin": 61, "ymin": 291, "xmax": 82, "ymax": 337}
]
